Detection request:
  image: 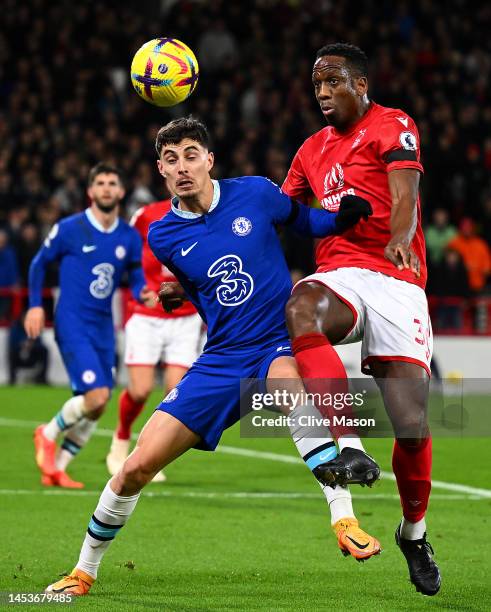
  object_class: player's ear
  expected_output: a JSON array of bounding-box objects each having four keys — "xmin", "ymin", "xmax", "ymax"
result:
[
  {"xmin": 87, "ymin": 186, "xmax": 93, "ymax": 200},
  {"xmin": 207, "ymin": 151, "xmax": 214, "ymax": 172},
  {"xmin": 157, "ymin": 159, "xmax": 166, "ymax": 178},
  {"xmin": 355, "ymin": 76, "xmax": 368, "ymax": 97}
]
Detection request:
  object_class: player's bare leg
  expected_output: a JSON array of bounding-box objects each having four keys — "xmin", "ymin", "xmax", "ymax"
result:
[
  {"xmin": 107, "ymin": 364, "xmax": 187, "ymax": 480},
  {"xmin": 268, "ymin": 356, "xmax": 380, "ymax": 561},
  {"xmin": 46, "ymin": 411, "xmax": 199, "ymax": 595},
  {"xmin": 107, "ymin": 365, "xmax": 154, "ymax": 475},
  {"xmin": 164, "ymin": 364, "xmax": 188, "ymax": 391},
  {"xmin": 36, "ymin": 386, "xmax": 110, "ymax": 488},
  {"xmin": 370, "ymin": 360, "xmax": 440, "ymax": 595},
  {"xmin": 286, "ymin": 282, "xmax": 380, "ymax": 486}
]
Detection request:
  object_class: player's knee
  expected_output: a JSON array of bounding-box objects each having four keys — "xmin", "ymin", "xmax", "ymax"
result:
[
  {"xmin": 120, "ymin": 456, "xmax": 152, "ymax": 491},
  {"xmin": 286, "ymin": 291, "xmax": 322, "ymax": 336},
  {"xmin": 84, "ymin": 387, "xmax": 110, "ymax": 416},
  {"xmin": 128, "ymin": 386, "xmax": 151, "ymax": 405},
  {"xmin": 392, "ymin": 414, "xmax": 429, "ymax": 442}
]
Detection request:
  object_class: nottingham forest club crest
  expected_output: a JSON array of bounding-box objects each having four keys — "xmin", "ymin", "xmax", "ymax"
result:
[{"xmin": 324, "ymin": 163, "xmax": 344, "ymax": 195}]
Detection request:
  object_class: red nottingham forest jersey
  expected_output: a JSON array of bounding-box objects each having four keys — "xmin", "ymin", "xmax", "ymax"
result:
[
  {"xmin": 282, "ymin": 102, "xmax": 427, "ymax": 289},
  {"xmin": 129, "ymin": 201, "xmax": 197, "ymax": 318}
]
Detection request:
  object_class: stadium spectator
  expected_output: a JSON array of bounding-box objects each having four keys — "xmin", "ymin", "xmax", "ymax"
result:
[
  {"xmin": 424, "ymin": 208, "xmax": 457, "ymax": 265},
  {"xmin": 0, "ymin": 228, "xmax": 19, "ymax": 319},
  {"xmin": 1, "ymin": 0, "xmax": 490, "ymax": 327},
  {"xmin": 8, "ymin": 312, "xmax": 49, "ymax": 385},
  {"xmin": 448, "ymin": 218, "xmax": 491, "ymax": 294},
  {"xmin": 16, "ymin": 222, "xmax": 41, "ymax": 286},
  {"xmin": 428, "ymin": 249, "xmax": 470, "ymax": 329},
  {"xmin": 197, "ymin": 19, "xmax": 238, "ymax": 72},
  {"xmin": 481, "ymin": 194, "xmax": 491, "ymax": 249}
]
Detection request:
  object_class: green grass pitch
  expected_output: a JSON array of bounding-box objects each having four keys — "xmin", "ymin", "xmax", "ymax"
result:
[{"xmin": 0, "ymin": 386, "xmax": 490, "ymax": 611}]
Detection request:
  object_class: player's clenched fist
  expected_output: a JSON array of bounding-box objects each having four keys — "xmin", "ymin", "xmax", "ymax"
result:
[
  {"xmin": 158, "ymin": 281, "xmax": 188, "ymax": 313},
  {"xmin": 335, "ymin": 195, "xmax": 373, "ymax": 233},
  {"xmin": 24, "ymin": 306, "xmax": 45, "ymax": 339}
]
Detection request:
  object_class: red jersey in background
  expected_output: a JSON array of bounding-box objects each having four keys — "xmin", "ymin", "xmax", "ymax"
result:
[
  {"xmin": 129, "ymin": 200, "xmax": 197, "ymax": 318},
  {"xmin": 282, "ymin": 102, "xmax": 427, "ymax": 289}
]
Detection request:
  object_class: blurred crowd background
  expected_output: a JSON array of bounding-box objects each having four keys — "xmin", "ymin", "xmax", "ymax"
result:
[{"xmin": 1, "ymin": 0, "xmax": 491, "ymax": 335}]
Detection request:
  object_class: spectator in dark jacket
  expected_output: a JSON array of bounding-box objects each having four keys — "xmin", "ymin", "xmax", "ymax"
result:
[
  {"xmin": 430, "ymin": 249, "xmax": 470, "ymax": 329},
  {"xmin": 0, "ymin": 228, "xmax": 19, "ymax": 320}
]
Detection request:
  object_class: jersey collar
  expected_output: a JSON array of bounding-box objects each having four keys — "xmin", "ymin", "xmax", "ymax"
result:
[
  {"xmin": 85, "ymin": 207, "xmax": 120, "ymax": 233},
  {"xmin": 171, "ymin": 180, "xmax": 220, "ymax": 219}
]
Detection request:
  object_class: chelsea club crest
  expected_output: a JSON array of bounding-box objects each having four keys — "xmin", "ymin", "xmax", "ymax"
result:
[{"xmin": 232, "ymin": 217, "xmax": 252, "ymax": 236}]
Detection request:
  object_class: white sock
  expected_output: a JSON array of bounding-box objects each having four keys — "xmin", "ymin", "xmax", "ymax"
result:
[
  {"xmin": 288, "ymin": 403, "xmax": 337, "ymax": 470},
  {"xmin": 322, "ymin": 483, "xmax": 356, "ymax": 524},
  {"xmin": 43, "ymin": 395, "xmax": 86, "ymax": 441},
  {"xmin": 56, "ymin": 418, "xmax": 98, "ymax": 471},
  {"xmin": 288, "ymin": 403, "xmax": 355, "ymax": 524},
  {"xmin": 337, "ymin": 435, "xmax": 366, "ymax": 453},
  {"xmin": 76, "ymin": 481, "xmax": 140, "ymax": 579},
  {"xmin": 400, "ymin": 517, "xmax": 426, "ymax": 540}
]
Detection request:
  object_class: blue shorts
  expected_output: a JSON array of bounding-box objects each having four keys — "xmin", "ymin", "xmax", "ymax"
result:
[
  {"xmin": 56, "ymin": 332, "xmax": 115, "ymax": 395},
  {"xmin": 156, "ymin": 340, "xmax": 292, "ymax": 450}
]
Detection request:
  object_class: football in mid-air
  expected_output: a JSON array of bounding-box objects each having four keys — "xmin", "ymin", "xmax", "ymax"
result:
[{"xmin": 130, "ymin": 38, "xmax": 199, "ymax": 107}]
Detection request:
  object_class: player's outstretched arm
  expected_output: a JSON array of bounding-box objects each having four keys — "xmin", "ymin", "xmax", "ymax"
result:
[
  {"xmin": 26, "ymin": 239, "xmax": 59, "ymax": 337},
  {"xmin": 285, "ymin": 195, "xmax": 372, "ymax": 237},
  {"xmin": 385, "ymin": 169, "xmax": 421, "ymax": 277}
]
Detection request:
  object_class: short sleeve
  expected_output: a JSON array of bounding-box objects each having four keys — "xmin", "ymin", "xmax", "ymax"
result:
[
  {"xmin": 377, "ymin": 113, "xmax": 424, "ymax": 174},
  {"xmin": 128, "ymin": 226, "xmax": 143, "ymax": 263},
  {"xmin": 282, "ymin": 147, "xmax": 313, "ymax": 203},
  {"xmin": 129, "ymin": 206, "xmax": 147, "ymax": 237}
]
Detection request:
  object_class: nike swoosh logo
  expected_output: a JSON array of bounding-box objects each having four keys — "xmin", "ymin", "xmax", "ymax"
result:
[
  {"xmin": 53, "ymin": 582, "xmax": 79, "ymax": 592},
  {"xmin": 396, "ymin": 116, "xmax": 408, "ymax": 127},
  {"xmin": 346, "ymin": 536, "xmax": 370, "ymax": 549},
  {"xmin": 82, "ymin": 245, "xmax": 97, "ymax": 253},
  {"xmin": 181, "ymin": 241, "xmax": 198, "ymax": 256},
  {"xmin": 318, "ymin": 454, "xmax": 332, "ymax": 462}
]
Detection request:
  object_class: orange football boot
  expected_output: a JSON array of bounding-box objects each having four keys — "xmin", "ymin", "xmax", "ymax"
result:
[
  {"xmin": 34, "ymin": 425, "xmax": 57, "ymax": 476},
  {"xmin": 333, "ymin": 518, "xmax": 381, "ymax": 561},
  {"xmin": 46, "ymin": 568, "xmax": 94, "ymax": 596}
]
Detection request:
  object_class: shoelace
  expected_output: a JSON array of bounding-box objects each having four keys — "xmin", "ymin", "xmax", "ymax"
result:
[{"xmin": 421, "ymin": 538, "xmax": 435, "ymax": 557}]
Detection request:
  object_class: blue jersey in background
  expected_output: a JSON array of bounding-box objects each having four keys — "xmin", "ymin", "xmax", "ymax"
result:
[{"xmin": 28, "ymin": 208, "xmax": 145, "ymax": 392}]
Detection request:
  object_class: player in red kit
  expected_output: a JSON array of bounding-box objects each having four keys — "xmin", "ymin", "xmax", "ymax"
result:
[
  {"xmin": 106, "ymin": 201, "xmax": 203, "ymax": 480},
  {"xmin": 283, "ymin": 44, "xmax": 440, "ymax": 596}
]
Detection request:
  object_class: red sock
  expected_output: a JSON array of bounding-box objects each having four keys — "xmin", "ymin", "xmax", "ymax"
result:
[
  {"xmin": 116, "ymin": 389, "xmax": 145, "ymax": 440},
  {"xmin": 392, "ymin": 437, "xmax": 432, "ymax": 523},
  {"xmin": 292, "ymin": 332, "xmax": 355, "ymax": 438}
]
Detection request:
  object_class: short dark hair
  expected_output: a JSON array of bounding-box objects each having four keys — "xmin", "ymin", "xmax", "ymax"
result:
[
  {"xmin": 315, "ymin": 43, "xmax": 368, "ymax": 78},
  {"xmin": 87, "ymin": 162, "xmax": 124, "ymax": 186},
  {"xmin": 155, "ymin": 116, "xmax": 209, "ymax": 157}
]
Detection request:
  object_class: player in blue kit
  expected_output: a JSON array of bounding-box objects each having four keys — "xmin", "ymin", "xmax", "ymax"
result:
[
  {"xmin": 45, "ymin": 118, "xmax": 377, "ymax": 595},
  {"xmin": 25, "ymin": 163, "xmax": 155, "ymax": 489}
]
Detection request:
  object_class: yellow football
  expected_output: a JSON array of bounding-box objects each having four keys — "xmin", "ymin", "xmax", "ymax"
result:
[{"xmin": 130, "ymin": 38, "xmax": 199, "ymax": 107}]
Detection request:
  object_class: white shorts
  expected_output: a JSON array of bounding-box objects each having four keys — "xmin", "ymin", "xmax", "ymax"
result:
[
  {"xmin": 124, "ymin": 313, "xmax": 203, "ymax": 368},
  {"xmin": 296, "ymin": 268, "xmax": 433, "ymax": 376}
]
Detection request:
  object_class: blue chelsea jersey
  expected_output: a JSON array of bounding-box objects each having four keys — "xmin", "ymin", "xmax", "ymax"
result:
[
  {"xmin": 148, "ymin": 177, "xmax": 295, "ymax": 353},
  {"xmin": 29, "ymin": 209, "xmax": 145, "ymax": 334}
]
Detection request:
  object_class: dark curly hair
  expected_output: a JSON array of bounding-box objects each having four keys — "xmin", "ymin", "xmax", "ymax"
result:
[{"xmin": 155, "ymin": 116, "xmax": 209, "ymax": 157}]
